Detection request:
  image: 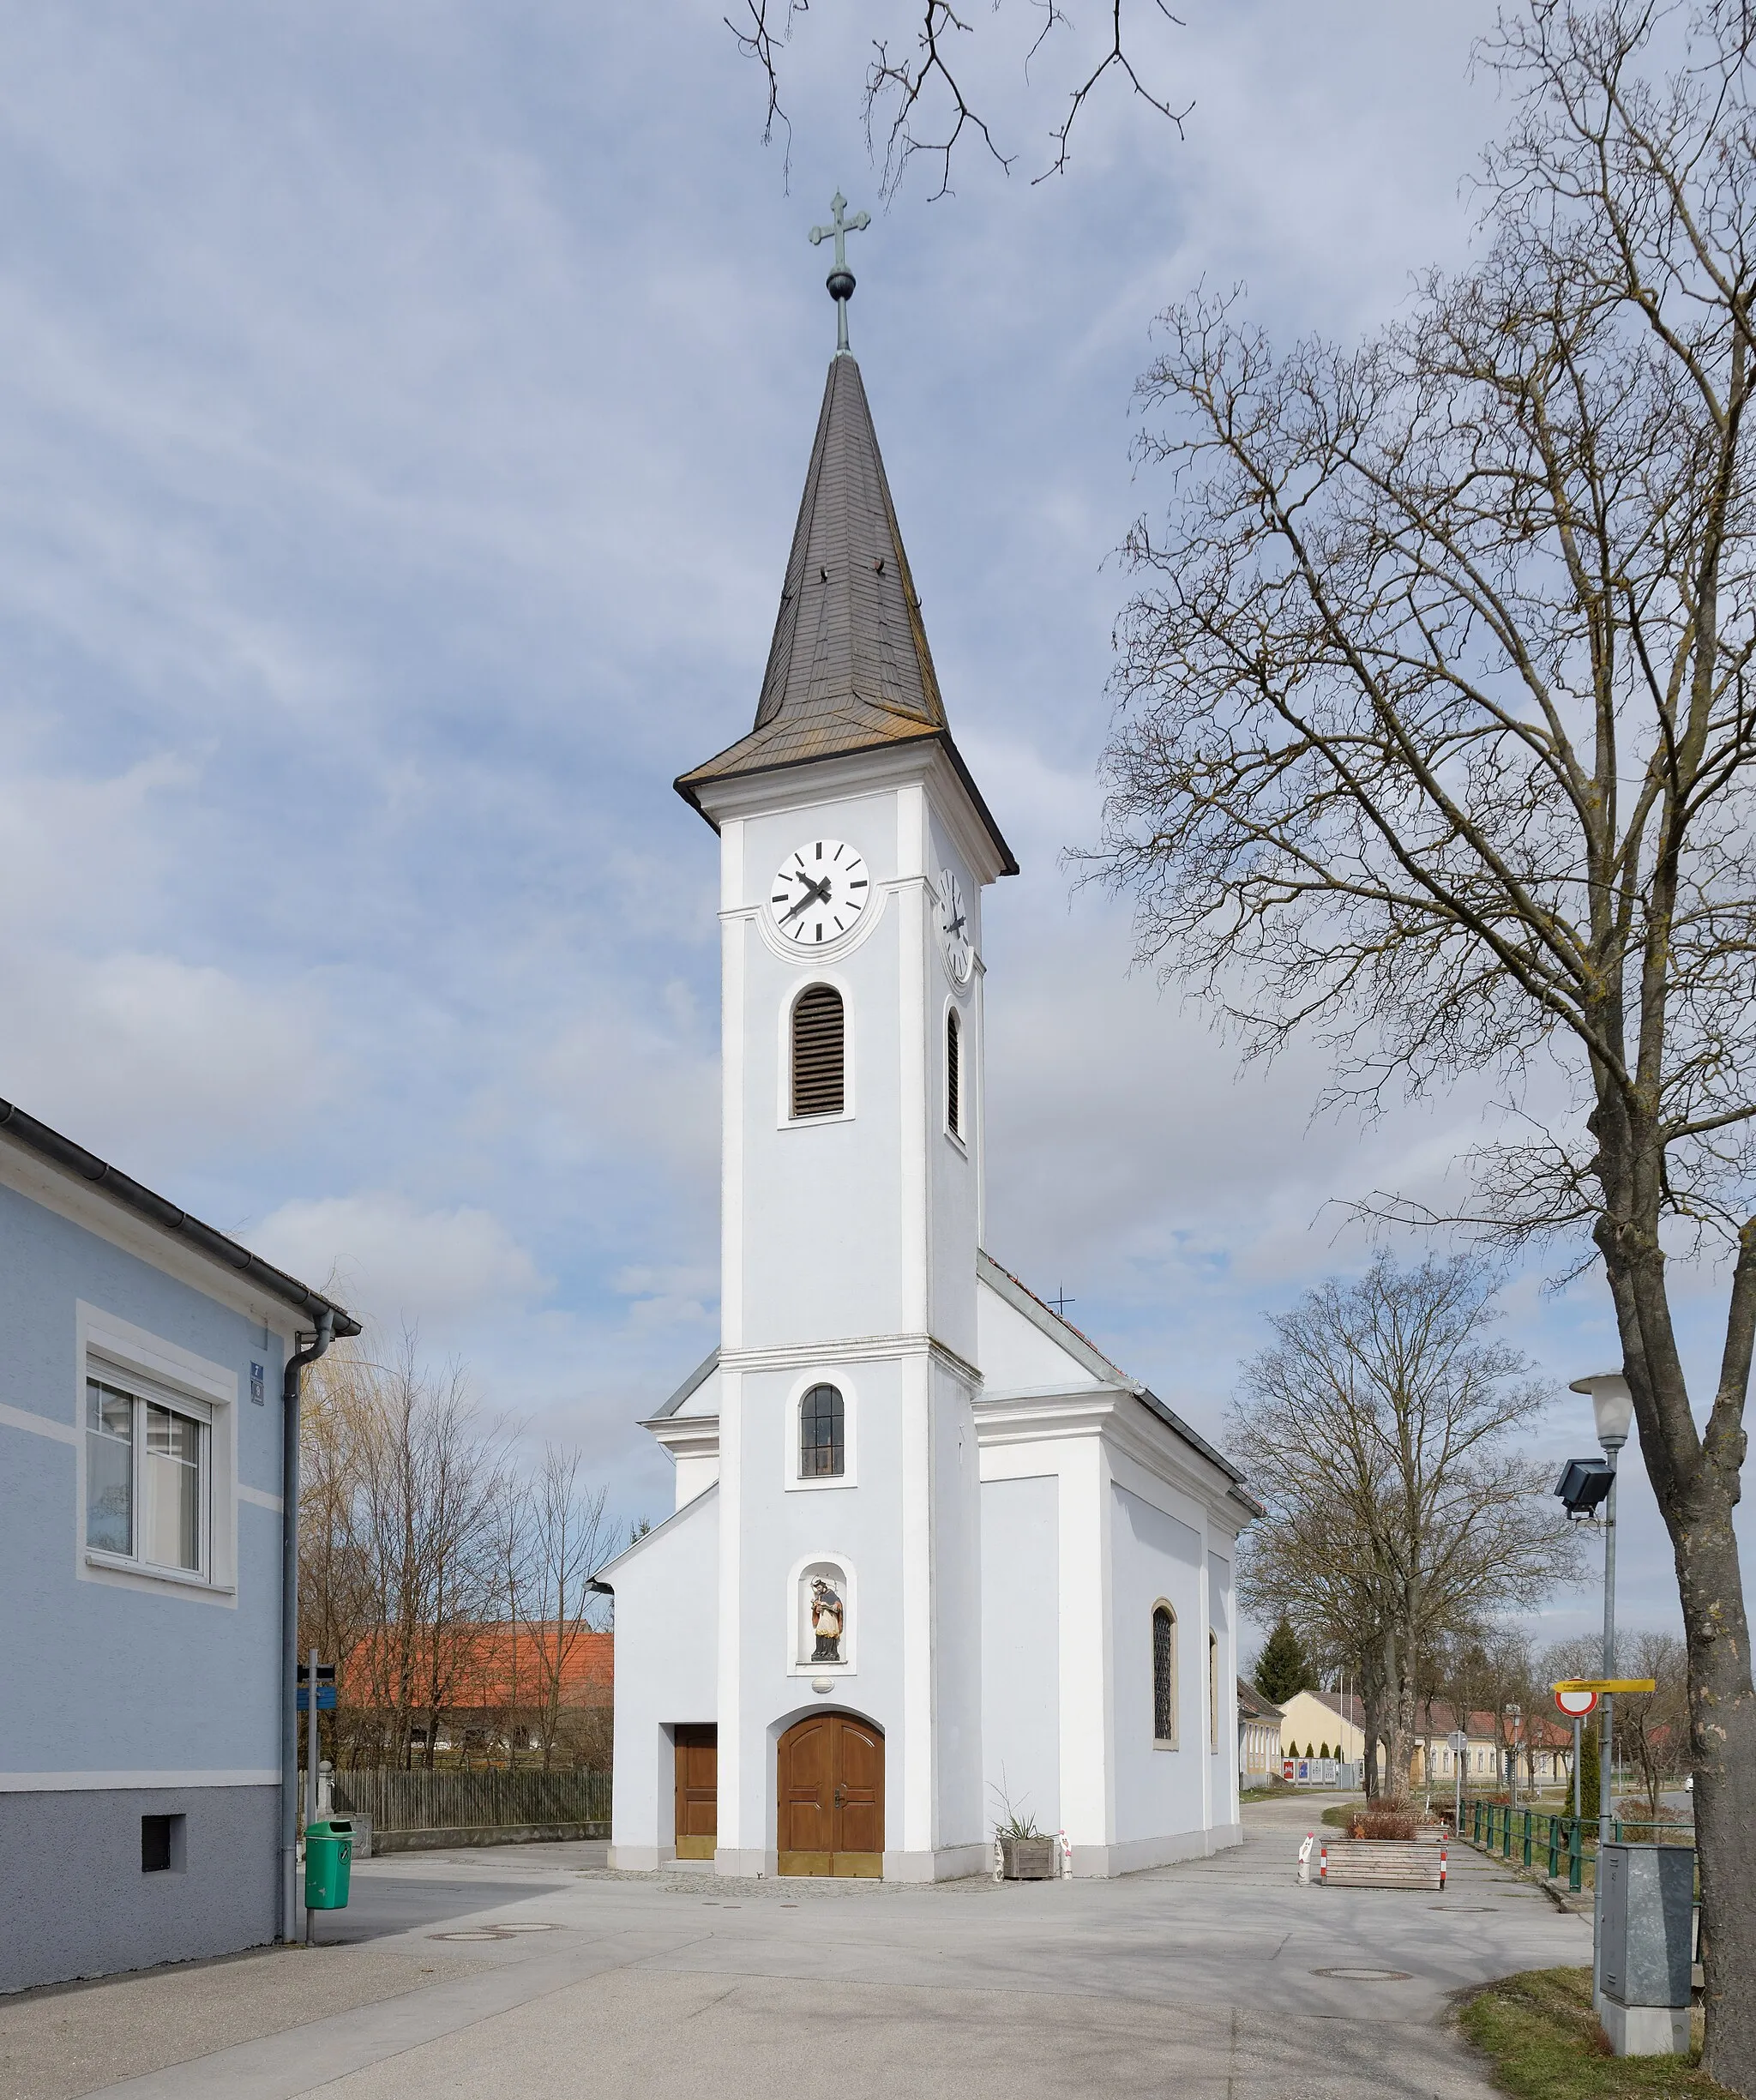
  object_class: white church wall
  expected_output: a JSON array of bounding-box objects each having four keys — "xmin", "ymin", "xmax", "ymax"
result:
[
  {"xmin": 604, "ymin": 1486, "xmax": 719, "ymax": 1871},
  {"xmin": 980, "ymin": 1474, "xmax": 1061, "ymax": 1841},
  {"xmin": 981, "ymin": 1430, "xmax": 1113, "ymax": 1869},
  {"xmin": 1208, "ymin": 1549, "xmax": 1242, "ymax": 1842},
  {"xmin": 1108, "ymin": 1481, "xmax": 1212, "ymax": 1868},
  {"xmin": 924, "ymin": 808, "xmax": 982, "ymax": 1368},
  {"xmin": 926, "ymin": 1354, "xmax": 984, "ymax": 1866}
]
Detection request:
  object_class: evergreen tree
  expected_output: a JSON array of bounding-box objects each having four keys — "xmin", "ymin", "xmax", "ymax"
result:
[
  {"xmin": 1254, "ymin": 1616, "xmax": 1314, "ymax": 1705},
  {"xmin": 1577, "ymin": 1724, "xmax": 1601, "ymax": 1820}
]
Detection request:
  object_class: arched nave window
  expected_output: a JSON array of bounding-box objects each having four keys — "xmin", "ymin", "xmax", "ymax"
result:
[
  {"xmin": 791, "ymin": 985, "xmax": 844, "ymax": 1118},
  {"xmin": 1152, "ymin": 1604, "xmax": 1177, "ymax": 1746},
  {"xmin": 946, "ymin": 1008, "xmax": 962, "ymax": 1139},
  {"xmin": 799, "ymin": 1384, "xmax": 845, "ymax": 1479}
]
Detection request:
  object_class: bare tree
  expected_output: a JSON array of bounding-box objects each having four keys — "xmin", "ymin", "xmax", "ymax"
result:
[
  {"xmin": 1618, "ymin": 1628, "xmax": 1693, "ymax": 1818},
  {"xmin": 728, "ymin": 1, "xmax": 1187, "ymax": 197},
  {"xmin": 519, "ymin": 1447, "xmax": 611, "ymax": 1772},
  {"xmin": 298, "ymin": 1345, "xmax": 379, "ymax": 1770},
  {"xmin": 1086, "ymin": 3, "xmax": 1756, "ymax": 2075},
  {"xmin": 316, "ymin": 1336, "xmax": 513, "ymax": 1769},
  {"xmin": 1230, "ymin": 1254, "xmax": 1578, "ymax": 1802}
]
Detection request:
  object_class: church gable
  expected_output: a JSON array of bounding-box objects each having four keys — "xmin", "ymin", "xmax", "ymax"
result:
[{"xmin": 977, "ymin": 1252, "xmax": 1123, "ymax": 1398}]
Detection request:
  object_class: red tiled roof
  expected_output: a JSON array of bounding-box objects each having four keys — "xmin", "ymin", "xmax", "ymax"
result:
[{"xmin": 341, "ymin": 1625, "xmax": 612, "ymax": 1711}]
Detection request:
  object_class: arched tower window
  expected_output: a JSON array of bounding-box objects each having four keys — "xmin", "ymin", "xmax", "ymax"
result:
[
  {"xmin": 946, "ymin": 1008, "xmax": 962, "ymax": 1138},
  {"xmin": 791, "ymin": 985, "xmax": 844, "ymax": 1118},
  {"xmin": 799, "ymin": 1383, "xmax": 845, "ymax": 1478},
  {"xmin": 1152, "ymin": 1604, "xmax": 1177, "ymax": 1746}
]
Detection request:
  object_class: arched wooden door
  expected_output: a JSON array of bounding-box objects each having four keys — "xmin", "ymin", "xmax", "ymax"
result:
[{"xmin": 777, "ymin": 1712, "xmax": 883, "ymax": 1878}]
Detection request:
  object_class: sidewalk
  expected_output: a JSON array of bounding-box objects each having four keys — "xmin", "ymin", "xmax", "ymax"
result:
[{"xmin": 1, "ymin": 1798, "xmax": 1591, "ymax": 2100}]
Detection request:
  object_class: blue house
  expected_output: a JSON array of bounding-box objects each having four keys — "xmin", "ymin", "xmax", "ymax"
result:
[{"xmin": 0, "ymin": 1099, "xmax": 358, "ymax": 1993}]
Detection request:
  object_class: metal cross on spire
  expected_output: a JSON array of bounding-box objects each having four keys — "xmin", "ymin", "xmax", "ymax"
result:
[{"xmin": 809, "ymin": 190, "xmax": 870, "ymax": 355}]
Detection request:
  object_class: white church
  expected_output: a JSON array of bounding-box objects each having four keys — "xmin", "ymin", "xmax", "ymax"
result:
[{"xmin": 596, "ymin": 238, "xmax": 1258, "ymax": 1880}]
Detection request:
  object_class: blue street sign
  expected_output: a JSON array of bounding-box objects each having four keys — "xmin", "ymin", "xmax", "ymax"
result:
[{"xmin": 297, "ymin": 1685, "xmax": 338, "ymax": 1711}]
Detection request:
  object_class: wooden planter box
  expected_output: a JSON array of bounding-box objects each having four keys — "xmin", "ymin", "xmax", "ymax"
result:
[{"xmin": 1001, "ymin": 1836, "xmax": 1058, "ymax": 1880}]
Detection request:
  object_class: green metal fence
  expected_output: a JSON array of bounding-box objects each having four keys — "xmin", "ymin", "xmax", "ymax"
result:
[
  {"xmin": 334, "ymin": 1766, "xmax": 611, "ymax": 1838},
  {"xmin": 1464, "ymin": 1796, "xmax": 1691, "ymax": 1895}
]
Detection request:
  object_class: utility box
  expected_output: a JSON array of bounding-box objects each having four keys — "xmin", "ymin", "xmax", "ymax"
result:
[
  {"xmin": 304, "ymin": 1818, "xmax": 354, "ymax": 1911},
  {"xmin": 1599, "ymin": 1844, "xmax": 1693, "ymax": 2057}
]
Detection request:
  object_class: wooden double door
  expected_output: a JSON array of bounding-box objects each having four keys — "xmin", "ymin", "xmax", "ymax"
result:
[
  {"xmin": 777, "ymin": 1712, "xmax": 883, "ymax": 1878},
  {"xmin": 674, "ymin": 1724, "xmax": 718, "ymax": 1860}
]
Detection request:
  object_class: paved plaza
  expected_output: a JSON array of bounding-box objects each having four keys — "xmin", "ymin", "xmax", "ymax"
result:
[{"xmin": 1, "ymin": 1796, "xmax": 1590, "ymax": 2099}]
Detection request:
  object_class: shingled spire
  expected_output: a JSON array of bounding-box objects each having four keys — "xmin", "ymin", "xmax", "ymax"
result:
[{"xmin": 675, "ymin": 354, "xmax": 1017, "ymax": 875}]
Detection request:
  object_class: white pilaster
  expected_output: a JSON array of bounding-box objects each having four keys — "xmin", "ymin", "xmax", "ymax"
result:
[
  {"xmin": 719, "ymin": 820, "xmax": 747, "ymax": 1355},
  {"xmin": 899, "ymin": 1345, "xmax": 935, "ymax": 1852},
  {"xmin": 714, "ymin": 1362, "xmax": 744, "ymax": 1864}
]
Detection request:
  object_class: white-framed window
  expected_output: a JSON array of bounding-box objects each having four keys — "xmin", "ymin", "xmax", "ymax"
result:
[
  {"xmin": 798, "ymin": 1382, "xmax": 845, "ymax": 1479},
  {"xmin": 1152, "ymin": 1602, "xmax": 1178, "ymax": 1747},
  {"xmin": 785, "ymin": 1369, "xmax": 858, "ymax": 1490},
  {"xmin": 85, "ymin": 1371, "xmax": 210, "ymax": 1578}
]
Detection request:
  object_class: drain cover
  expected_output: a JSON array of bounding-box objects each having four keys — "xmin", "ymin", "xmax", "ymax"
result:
[{"xmin": 1312, "ymin": 1966, "xmax": 1412, "ymax": 1983}]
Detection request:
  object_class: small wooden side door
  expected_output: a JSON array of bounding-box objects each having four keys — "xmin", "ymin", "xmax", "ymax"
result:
[
  {"xmin": 674, "ymin": 1724, "xmax": 718, "ymax": 1860},
  {"xmin": 777, "ymin": 1713, "xmax": 883, "ymax": 1877}
]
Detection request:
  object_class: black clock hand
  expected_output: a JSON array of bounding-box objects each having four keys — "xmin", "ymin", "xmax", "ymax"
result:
[{"xmin": 780, "ymin": 874, "xmax": 833, "ymax": 925}]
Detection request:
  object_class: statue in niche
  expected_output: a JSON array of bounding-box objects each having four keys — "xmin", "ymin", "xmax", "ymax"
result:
[{"xmin": 809, "ymin": 1575, "xmax": 845, "ymax": 1663}]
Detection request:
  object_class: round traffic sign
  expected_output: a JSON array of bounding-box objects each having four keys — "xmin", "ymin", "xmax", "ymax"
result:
[{"xmin": 1555, "ymin": 1686, "xmax": 1598, "ymax": 1717}]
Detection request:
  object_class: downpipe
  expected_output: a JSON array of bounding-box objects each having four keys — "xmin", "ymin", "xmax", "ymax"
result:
[{"xmin": 280, "ymin": 1309, "xmax": 335, "ymax": 1944}]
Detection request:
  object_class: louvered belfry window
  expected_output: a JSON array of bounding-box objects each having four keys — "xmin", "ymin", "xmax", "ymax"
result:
[
  {"xmin": 791, "ymin": 984, "xmax": 845, "ymax": 1117},
  {"xmin": 946, "ymin": 1008, "xmax": 961, "ymax": 1137}
]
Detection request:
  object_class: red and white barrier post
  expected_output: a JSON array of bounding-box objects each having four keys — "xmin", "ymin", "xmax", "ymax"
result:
[
  {"xmin": 1319, "ymin": 1841, "xmax": 1328, "ymax": 1885},
  {"xmin": 1439, "ymin": 1844, "xmax": 1448, "ymax": 1891}
]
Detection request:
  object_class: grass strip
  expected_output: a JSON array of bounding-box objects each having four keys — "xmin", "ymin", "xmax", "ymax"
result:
[{"xmin": 1458, "ymin": 1967, "xmax": 1718, "ymax": 2098}]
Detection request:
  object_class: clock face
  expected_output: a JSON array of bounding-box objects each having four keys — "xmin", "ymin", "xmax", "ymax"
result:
[
  {"xmin": 939, "ymin": 868, "xmax": 973, "ymax": 983},
  {"xmin": 769, "ymin": 839, "xmax": 870, "ymax": 946}
]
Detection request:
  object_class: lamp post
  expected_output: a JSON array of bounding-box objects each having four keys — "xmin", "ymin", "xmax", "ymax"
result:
[
  {"xmin": 1507, "ymin": 1705, "xmax": 1521, "ymax": 1808},
  {"xmin": 1571, "ymin": 1370, "xmax": 1634, "ymax": 2010}
]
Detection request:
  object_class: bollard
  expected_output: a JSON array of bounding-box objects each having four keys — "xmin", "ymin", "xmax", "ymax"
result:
[
  {"xmin": 1319, "ymin": 1841, "xmax": 1328, "ymax": 1885},
  {"xmin": 1440, "ymin": 1844, "xmax": 1448, "ymax": 1890}
]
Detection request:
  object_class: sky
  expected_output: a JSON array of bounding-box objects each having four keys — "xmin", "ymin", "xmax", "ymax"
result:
[{"xmin": 0, "ymin": 0, "xmax": 1746, "ymax": 1661}]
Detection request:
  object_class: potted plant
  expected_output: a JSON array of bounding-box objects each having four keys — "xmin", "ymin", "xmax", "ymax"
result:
[{"xmin": 992, "ymin": 1786, "xmax": 1058, "ymax": 1880}]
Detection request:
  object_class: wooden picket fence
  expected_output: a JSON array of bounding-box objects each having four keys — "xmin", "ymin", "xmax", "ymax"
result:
[{"xmin": 333, "ymin": 1766, "xmax": 611, "ymax": 1838}]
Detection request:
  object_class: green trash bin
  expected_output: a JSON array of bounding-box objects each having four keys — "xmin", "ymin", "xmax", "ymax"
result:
[{"xmin": 304, "ymin": 1818, "xmax": 353, "ymax": 1910}]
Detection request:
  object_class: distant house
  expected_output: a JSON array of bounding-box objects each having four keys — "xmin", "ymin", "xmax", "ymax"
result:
[
  {"xmin": 0, "ymin": 1100, "xmax": 358, "ymax": 1994},
  {"xmin": 1413, "ymin": 1703, "xmax": 1573, "ymax": 1790},
  {"xmin": 340, "ymin": 1623, "xmax": 613, "ymax": 1763},
  {"xmin": 1273, "ymin": 1686, "xmax": 1575, "ymax": 1795},
  {"xmin": 1236, "ymin": 1681, "xmax": 1283, "ymax": 1778},
  {"xmin": 1278, "ymin": 1687, "xmax": 1374, "ymax": 1769}
]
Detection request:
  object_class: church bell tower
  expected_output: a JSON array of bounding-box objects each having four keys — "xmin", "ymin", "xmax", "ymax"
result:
[{"xmin": 674, "ymin": 204, "xmax": 1015, "ymax": 1878}]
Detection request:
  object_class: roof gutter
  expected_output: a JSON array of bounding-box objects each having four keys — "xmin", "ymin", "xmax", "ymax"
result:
[{"xmin": 0, "ymin": 1099, "xmax": 360, "ymax": 1336}]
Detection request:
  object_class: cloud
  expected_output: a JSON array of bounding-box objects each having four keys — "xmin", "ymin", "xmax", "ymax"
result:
[
  {"xmin": 0, "ymin": 0, "xmax": 1742, "ymax": 1619},
  {"xmin": 251, "ymin": 1192, "xmax": 548, "ymax": 1330}
]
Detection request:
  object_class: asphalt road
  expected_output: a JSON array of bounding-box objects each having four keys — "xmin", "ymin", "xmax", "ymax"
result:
[{"xmin": 3, "ymin": 1797, "xmax": 1591, "ymax": 2100}]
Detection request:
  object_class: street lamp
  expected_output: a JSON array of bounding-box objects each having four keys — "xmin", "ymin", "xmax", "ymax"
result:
[
  {"xmin": 1570, "ymin": 1369, "xmax": 1633, "ymax": 2009},
  {"xmin": 1506, "ymin": 1704, "xmax": 1522, "ymax": 1808}
]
